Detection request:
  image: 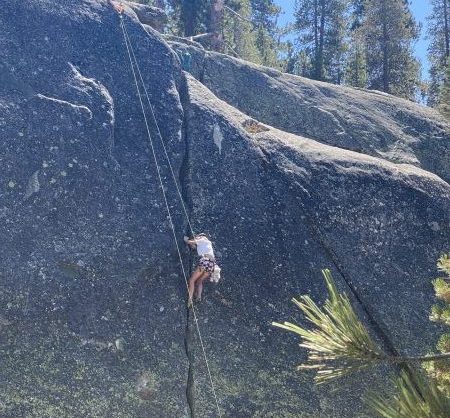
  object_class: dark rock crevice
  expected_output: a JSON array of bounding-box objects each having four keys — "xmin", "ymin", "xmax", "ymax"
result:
[
  {"xmin": 178, "ymin": 77, "xmax": 195, "ymax": 228},
  {"xmin": 178, "ymin": 74, "xmax": 197, "ymax": 418},
  {"xmin": 257, "ymin": 145, "xmax": 401, "ymax": 359}
]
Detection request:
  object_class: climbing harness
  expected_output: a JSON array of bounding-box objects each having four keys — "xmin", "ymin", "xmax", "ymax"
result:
[{"xmin": 117, "ymin": 10, "xmax": 222, "ymax": 418}]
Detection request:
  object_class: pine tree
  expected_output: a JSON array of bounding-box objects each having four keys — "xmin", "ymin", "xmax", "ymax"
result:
[
  {"xmin": 222, "ymin": 0, "xmax": 262, "ymax": 61},
  {"xmin": 250, "ymin": 0, "xmax": 281, "ymax": 67},
  {"xmin": 428, "ymin": 0, "xmax": 450, "ymax": 107},
  {"xmin": 326, "ymin": 0, "xmax": 349, "ymax": 83},
  {"xmin": 210, "ymin": 0, "xmax": 225, "ymax": 51},
  {"xmin": 426, "ymin": 253, "xmax": 450, "ymax": 393},
  {"xmin": 438, "ymin": 62, "xmax": 450, "ymax": 118},
  {"xmin": 344, "ymin": 0, "xmax": 368, "ymax": 87},
  {"xmin": 273, "ymin": 267, "xmax": 450, "ymax": 416},
  {"xmin": 350, "ymin": 0, "xmax": 364, "ymax": 30},
  {"xmin": 294, "ymin": 0, "xmax": 349, "ymax": 83},
  {"xmin": 281, "ymin": 40, "xmax": 298, "ymax": 74},
  {"xmin": 167, "ymin": 0, "xmax": 210, "ymax": 37},
  {"xmin": 361, "ymin": 0, "xmax": 420, "ymax": 100},
  {"xmin": 345, "ymin": 27, "xmax": 367, "ymax": 87}
]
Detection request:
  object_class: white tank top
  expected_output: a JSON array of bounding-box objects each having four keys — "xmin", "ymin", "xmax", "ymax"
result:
[{"xmin": 195, "ymin": 237, "xmax": 214, "ymax": 258}]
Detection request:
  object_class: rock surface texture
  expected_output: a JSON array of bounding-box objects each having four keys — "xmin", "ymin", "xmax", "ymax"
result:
[
  {"xmin": 169, "ymin": 43, "xmax": 450, "ymax": 184},
  {"xmin": 125, "ymin": 1, "xmax": 167, "ymax": 32},
  {"xmin": 0, "ymin": 1, "xmax": 449, "ymax": 417}
]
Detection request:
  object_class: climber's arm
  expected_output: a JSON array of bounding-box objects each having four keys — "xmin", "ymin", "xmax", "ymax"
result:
[{"xmin": 184, "ymin": 236, "xmax": 197, "ymax": 248}]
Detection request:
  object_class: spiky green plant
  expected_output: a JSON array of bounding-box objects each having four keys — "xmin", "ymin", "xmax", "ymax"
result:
[
  {"xmin": 273, "ymin": 269, "xmax": 385, "ymax": 383},
  {"xmin": 368, "ymin": 370, "xmax": 450, "ymax": 418},
  {"xmin": 274, "ymin": 267, "xmax": 450, "ymax": 417},
  {"xmin": 426, "ymin": 253, "xmax": 450, "ymax": 396}
]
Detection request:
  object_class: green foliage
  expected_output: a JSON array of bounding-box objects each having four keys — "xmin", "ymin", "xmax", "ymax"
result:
[
  {"xmin": 433, "ymin": 278, "xmax": 450, "ymax": 305},
  {"xmin": 293, "ymin": 0, "xmax": 349, "ymax": 83},
  {"xmin": 350, "ymin": 0, "xmax": 365, "ymax": 30},
  {"xmin": 222, "ymin": 0, "xmax": 262, "ymax": 62},
  {"xmin": 164, "ymin": 0, "xmax": 282, "ymax": 65},
  {"xmin": 166, "ymin": 0, "xmax": 210, "ymax": 37},
  {"xmin": 147, "ymin": 0, "xmax": 426, "ymax": 101},
  {"xmin": 290, "ymin": 0, "xmax": 421, "ymax": 98},
  {"xmin": 427, "ymin": 0, "xmax": 450, "ymax": 107},
  {"xmin": 274, "ymin": 263, "xmax": 450, "ymax": 416},
  {"xmin": 273, "ymin": 269, "xmax": 384, "ymax": 383},
  {"xmin": 368, "ymin": 370, "xmax": 450, "ymax": 418},
  {"xmin": 437, "ymin": 253, "xmax": 450, "ymax": 276},
  {"xmin": 438, "ymin": 63, "xmax": 450, "ymax": 118},
  {"xmin": 361, "ymin": 0, "xmax": 420, "ymax": 100},
  {"xmin": 250, "ymin": 0, "xmax": 282, "ymax": 67},
  {"xmin": 426, "ymin": 253, "xmax": 450, "ymax": 395},
  {"xmin": 344, "ymin": 27, "xmax": 368, "ymax": 88}
]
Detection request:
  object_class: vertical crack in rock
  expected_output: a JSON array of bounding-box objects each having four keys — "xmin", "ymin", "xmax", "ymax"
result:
[
  {"xmin": 258, "ymin": 147, "xmax": 401, "ymax": 360},
  {"xmin": 178, "ymin": 75, "xmax": 196, "ymax": 417}
]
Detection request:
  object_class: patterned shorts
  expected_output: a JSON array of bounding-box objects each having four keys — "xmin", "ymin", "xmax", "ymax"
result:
[{"xmin": 198, "ymin": 257, "xmax": 215, "ymax": 274}]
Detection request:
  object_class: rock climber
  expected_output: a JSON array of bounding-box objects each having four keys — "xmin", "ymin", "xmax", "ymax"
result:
[
  {"xmin": 184, "ymin": 233, "xmax": 216, "ymax": 307},
  {"xmin": 178, "ymin": 50, "xmax": 192, "ymax": 72}
]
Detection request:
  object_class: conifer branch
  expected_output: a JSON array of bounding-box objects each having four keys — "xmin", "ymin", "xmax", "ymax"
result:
[
  {"xmin": 273, "ymin": 269, "xmax": 450, "ymax": 384},
  {"xmin": 367, "ymin": 370, "xmax": 450, "ymax": 418}
]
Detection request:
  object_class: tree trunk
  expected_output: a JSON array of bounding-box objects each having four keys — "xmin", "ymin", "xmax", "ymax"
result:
[
  {"xmin": 388, "ymin": 352, "xmax": 450, "ymax": 364},
  {"xmin": 182, "ymin": 0, "xmax": 196, "ymax": 37},
  {"xmin": 355, "ymin": 47, "xmax": 360, "ymax": 86},
  {"xmin": 316, "ymin": 0, "xmax": 326, "ymax": 80},
  {"xmin": 210, "ymin": 0, "xmax": 225, "ymax": 51},
  {"xmin": 381, "ymin": 0, "xmax": 389, "ymax": 92},
  {"xmin": 444, "ymin": 0, "xmax": 449, "ymax": 58},
  {"xmin": 314, "ymin": 0, "xmax": 319, "ymax": 76}
]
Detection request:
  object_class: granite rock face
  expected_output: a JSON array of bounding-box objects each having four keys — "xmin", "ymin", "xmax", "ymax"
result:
[
  {"xmin": 1, "ymin": 1, "xmax": 449, "ymax": 417},
  {"xmin": 170, "ymin": 43, "xmax": 450, "ymax": 184},
  {"xmin": 1, "ymin": 1, "xmax": 189, "ymax": 416},
  {"xmin": 183, "ymin": 77, "xmax": 450, "ymax": 417},
  {"xmin": 125, "ymin": 1, "xmax": 167, "ymax": 32}
]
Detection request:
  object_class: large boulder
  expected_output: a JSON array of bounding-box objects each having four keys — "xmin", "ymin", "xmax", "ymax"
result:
[
  {"xmin": 170, "ymin": 44, "xmax": 450, "ymax": 184},
  {"xmin": 125, "ymin": 1, "xmax": 167, "ymax": 32},
  {"xmin": 1, "ymin": 1, "xmax": 449, "ymax": 417},
  {"xmin": 182, "ymin": 76, "xmax": 450, "ymax": 417},
  {"xmin": 1, "ymin": 1, "xmax": 189, "ymax": 416}
]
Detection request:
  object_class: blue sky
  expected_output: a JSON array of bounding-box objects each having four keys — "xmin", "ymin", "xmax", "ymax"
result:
[{"xmin": 274, "ymin": 0, "xmax": 431, "ymax": 79}]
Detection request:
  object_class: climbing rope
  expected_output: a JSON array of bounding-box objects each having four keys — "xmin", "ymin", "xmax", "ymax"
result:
[
  {"xmin": 121, "ymin": 24, "xmax": 196, "ymax": 239},
  {"xmin": 118, "ymin": 12, "xmax": 223, "ymax": 418}
]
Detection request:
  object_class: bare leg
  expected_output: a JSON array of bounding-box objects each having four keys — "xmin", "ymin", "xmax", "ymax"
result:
[
  {"xmin": 188, "ymin": 268, "xmax": 203, "ymax": 307},
  {"xmin": 195, "ymin": 272, "xmax": 210, "ymax": 301}
]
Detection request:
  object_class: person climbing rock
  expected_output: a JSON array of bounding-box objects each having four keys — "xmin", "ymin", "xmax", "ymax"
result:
[
  {"xmin": 184, "ymin": 233, "xmax": 217, "ymax": 307},
  {"xmin": 178, "ymin": 50, "xmax": 192, "ymax": 73}
]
